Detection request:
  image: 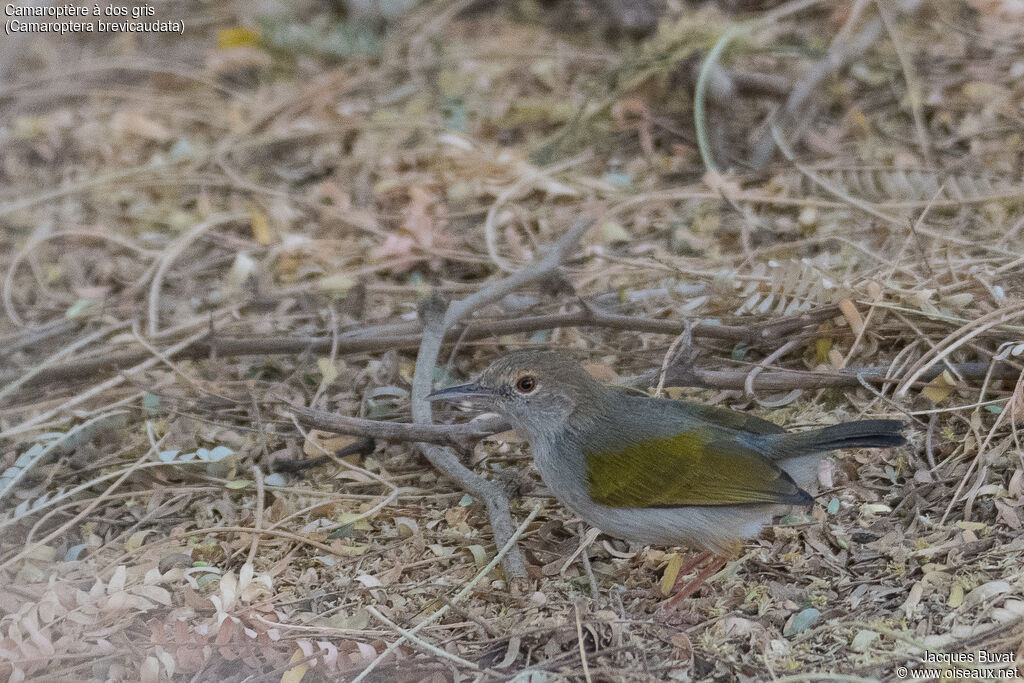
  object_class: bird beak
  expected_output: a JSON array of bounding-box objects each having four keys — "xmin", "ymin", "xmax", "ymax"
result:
[{"xmin": 426, "ymin": 382, "xmax": 492, "ymax": 401}]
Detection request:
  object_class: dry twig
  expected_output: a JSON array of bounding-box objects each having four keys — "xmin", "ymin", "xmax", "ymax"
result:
[
  {"xmin": 0, "ymin": 305, "xmax": 842, "ymax": 390},
  {"xmin": 751, "ymin": 0, "xmax": 925, "ymax": 168}
]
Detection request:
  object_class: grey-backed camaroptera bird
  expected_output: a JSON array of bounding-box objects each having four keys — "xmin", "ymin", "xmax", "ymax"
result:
[{"xmin": 428, "ymin": 350, "xmax": 906, "ymax": 605}]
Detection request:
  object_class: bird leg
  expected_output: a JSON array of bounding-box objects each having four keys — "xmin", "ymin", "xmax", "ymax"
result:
[
  {"xmin": 659, "ymin": 554, "xmax": 728, "ymax": 612},
  {"xmin": 577, "ymin": 523, "xmax": 600, "ymax": 603},
  {"xmin": 665, "ymin": 550, "xmax": 715, "ymax": 593}
]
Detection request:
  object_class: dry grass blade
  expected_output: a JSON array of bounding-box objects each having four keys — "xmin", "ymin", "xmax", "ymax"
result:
[{"xmin": 351, "ymin": 504, "xmax": 542, "ymax": 682}]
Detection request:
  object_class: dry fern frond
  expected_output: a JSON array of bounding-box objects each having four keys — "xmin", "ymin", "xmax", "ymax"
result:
[{"xmin": 800, "ymin": 166, "xmax": 1015, "ymax": 204}]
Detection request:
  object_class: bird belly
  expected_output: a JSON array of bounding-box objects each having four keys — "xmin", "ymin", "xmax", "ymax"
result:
[{"xmin": 570, "ymin": 502, "xmax": 782, "ymax": 555}]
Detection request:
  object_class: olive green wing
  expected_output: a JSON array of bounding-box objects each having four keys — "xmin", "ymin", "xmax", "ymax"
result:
[
  {"xmin": 678, "ymin": 403, "xmax": 787, "ymax": 435},
  {"xmin": 585, "ymin": 428, "xmax": 810, "ymax": 508}
]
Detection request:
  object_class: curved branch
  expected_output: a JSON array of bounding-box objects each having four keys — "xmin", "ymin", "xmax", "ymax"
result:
[{"xmin": 407, "ymin": 216, "xmax": 596, "ymax": 579}]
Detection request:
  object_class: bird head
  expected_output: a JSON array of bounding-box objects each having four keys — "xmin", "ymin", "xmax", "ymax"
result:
[{"xmin": 427, "ymin": 350, "xmax": 607, "ymax": 437}]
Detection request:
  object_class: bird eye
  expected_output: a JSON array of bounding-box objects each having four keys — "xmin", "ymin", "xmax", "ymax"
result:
[{"xmin": 515, "ymin": 375, "xmax": 537, "ymax": 394}]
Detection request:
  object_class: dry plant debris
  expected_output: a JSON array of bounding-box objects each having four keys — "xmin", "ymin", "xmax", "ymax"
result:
[{"xmin": 1, "ymin": 1, "xmax": 1023, "ymax": 681}]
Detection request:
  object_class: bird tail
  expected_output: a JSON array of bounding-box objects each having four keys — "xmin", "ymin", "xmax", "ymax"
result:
[{"xmin": 766, "ymin": 420, "xmax": 906, "ymax": 459}]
